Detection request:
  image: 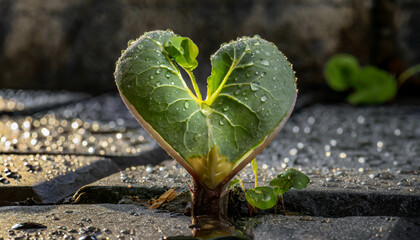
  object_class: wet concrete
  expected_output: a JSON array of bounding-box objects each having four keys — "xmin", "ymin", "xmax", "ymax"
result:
[
  {"xmin": 71, "ymin": 161, "xmax": 420, "ymax": 217},
  {"xmin": 0, "ymin": 89, "xmax": 89, "ymax": 115},
  {"xmin": 0, "ymin": 204, "xmax": 191, "ymax": 239},
  {"xmin": 0, "ymin": 90, "xmax": 419, "ymax": 239},
  {"xmin": 0, "ymin": 154, "xmax": 117, "ymax": 205},
  {"xmin": 252, "ymin": 215, "xmax": 420, "ymax": 240}
]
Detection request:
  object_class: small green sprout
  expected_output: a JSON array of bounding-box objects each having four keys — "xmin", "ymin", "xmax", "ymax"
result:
[{"xmin": 245, "ymin": 167, "xmax": 310, "ymax": 215}]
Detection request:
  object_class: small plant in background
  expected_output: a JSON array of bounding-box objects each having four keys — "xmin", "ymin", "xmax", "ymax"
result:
[{"xmin": 324, "ymin": 54, "xmax": 420, "ymax": 104}]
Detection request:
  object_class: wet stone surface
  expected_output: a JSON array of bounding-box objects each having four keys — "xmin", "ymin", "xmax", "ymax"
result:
[
  {"xmin": 72, "ymin": 161, "xmax": 419, "ymax": 217},
  {"xmin": 252, "ymin": 215, "xmax": 420, "ymax": 240},
  {"xmin": 259, "ymin": 104, "xmax": 420, "ymax": 171},
  {"xmin": 0, "ymin": 89, "xmax": 89, "ymax": 114},
  {"xmin": 0, "ymin": 111, "xmax": 153, "ymax": 157},
  {"xmin": 0, "ymin": 90, "xmax": 419, "ymax": 239},
  {"xmin": 0, "ymin": 154, "xmax": 118, "ymax": 205},
  {"xmin": 0, "ymin": 204, "xmax": 191, "ymax": 239},
  {"xmin": 47, "ymin": 93, "xmax": 142, "ymax": 129}
]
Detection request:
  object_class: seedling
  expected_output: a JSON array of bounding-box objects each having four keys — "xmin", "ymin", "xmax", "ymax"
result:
[
  {"xmin": 244, "ymin": 168, "xmax": 309, "ymax": 215},
  {"xmin": 115, "ymin": 30, "xmax": 296, "ymax": 237},
  {"xmin": 325, "ymin": 54, "xmax": 420, "ymax": 104}
]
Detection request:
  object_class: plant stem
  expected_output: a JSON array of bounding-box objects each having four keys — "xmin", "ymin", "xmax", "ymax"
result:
[
  {"xmin": 190, "ymin": 177, "xmax": 237, "ymax": 237},
  {"xmin": 398, "ymin": 64, "xmax": 420, "ymax": 87},
  {"xmin": 186, "ymin": 70, "xmax": 202, "ymax": 102},
  {"xmin": 190, "ymin": 176, "xmax": 229, "ymax": 220},
  {"xmin": 281, "ymin": 194, "xmax": 286, "ymax": 215}
]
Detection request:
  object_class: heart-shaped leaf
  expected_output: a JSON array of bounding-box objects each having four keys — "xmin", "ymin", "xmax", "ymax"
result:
[{"xmin": 115, "ymin": 30, "xmax": 297, "ymax": 188}]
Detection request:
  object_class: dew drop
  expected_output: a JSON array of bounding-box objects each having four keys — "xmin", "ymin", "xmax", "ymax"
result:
[
  {"xmin": 223, "ymin": 106, "xmax": 229, "ymax": 112},
  {"xmin": 261, "ymin": 72, "xmax": 266, "ymax": 77},
  {"xmin": 127, "ymin": 39, "xmax": 135, "ymax": 46},
  {"xmin": 261, "ymin": 60, "xmax": 270, "ymax": 66},
  {"xmin": 184, "ymin": 102, "xmax": 190, "ymax": 109},
  {"xmin": 194, "ymin": 133, "xmax": 202, "ymax": 141},
  {"xmin": 219, "ymin": 119, "xmax": 225, "ymax": 126},
  {"xmin": 156, "ymin": 81, "xmax": 161, "ymax": 86},
  {"xmin": 255, "ymin": 71, "xmax": 259, "ymax": 75},
  {"xmin": 244, "ymin": 97, "xmax": 248, "ymax": 100},
  {"xmin": 171, "ymin": 81, "xmax": 174, "ymax": 85},
  {"xmin": 156, "ymin": 69, "xmax": 161, "ymax": 74},
  {"xmin": 261, "ymin": 95, "xmax": 268, "ymax": 102},
  {"xmin": 246, "ymin": 73, "xmax": 251, "ymax": 78},
  {"xmin": 165, "ymin": 72, "xmax": 171, "ymax": 78},
  {"xmin": 235, "ymin": 90, "xmax": 241, "ymax": 95},
  {"xmin": 150, "ymin": 76, "xmax": 154, "ymax": 80},
  {"xmin": 250, "ymin": 82, "xmax": 259, "ymax": 91}
]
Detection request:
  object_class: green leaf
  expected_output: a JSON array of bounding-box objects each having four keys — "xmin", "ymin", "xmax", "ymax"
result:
[
  {"xmin": 245, "ymin": 186, "xmax": 277, "ymax": 209},
  {"xmin": 164, "ymin": 36, "xmax": 198, "ymax": 71},
  {"xmin": 347, "ymin": 66, "xmax": 397, "ymax": 104},
  {"xmin": 115, "ymin": 30, "xmax": 297, "ymax": 189},
  {"xmin": 324, "ymin": 54, "xmax": 360, "ymax": 91},
  {"xmin": 269, "ymin": 168, "xmax": 310, "ymax": 196},
  {"xmin": 229, "ymin": 178, "xmax": 240, "ymax": 188}
]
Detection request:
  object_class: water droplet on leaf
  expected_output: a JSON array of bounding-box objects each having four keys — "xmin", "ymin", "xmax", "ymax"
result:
[
  {"xmin": 261, "ymin": 60, "xmax": 270, "ymax": 66},
  {"xmin": 250, "ymin": 82, "xmax": 260, "ymax": 91},
  {"xmin": 184, "ymin": 102, "xmax": 190, "ymax": 109},
  {"xmin": 223, "ymin": 106, "xmax": 229, "ymax": 112},
  {"xmin": 261, "ymin": 95, "xmax": 268, "ymax": 102}
]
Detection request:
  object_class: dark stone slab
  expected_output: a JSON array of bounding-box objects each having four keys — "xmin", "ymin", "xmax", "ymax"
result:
[
  {"xmin": 1, "ymin": 204, "xmax": 418, "ymax": 240},
  {"xmin": 251, "ymin": 215, "xmax": 420, "ymax": 240},
  {"xmin": 0, "ymin": 89, "xmax": 89, "ymax": 115},
  {"xmin": 42, "ymin": 93, "xmax": 141, "ymax": 129},
  {"xmin": 0, "ymin": 154, "xmax": 118, "ymax": 206},
  {"xmin": 71, "ymin": 161, "xmax": 420, "ymax": 218},
  {"xmin": 0, "ymin": 110, "xmax": 166, "ymax": 166},
  {"xmin": 258, "ymin": 104, "xmax": 420, "ymax": 171},
  {"xmin": 0, "ymin": 204, "xmax": 190, "ymax": 239}
]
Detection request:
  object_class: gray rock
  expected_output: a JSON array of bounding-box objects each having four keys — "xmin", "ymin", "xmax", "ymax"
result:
[
  {"xmin": 252, "ymin": 215, "xmax": 420, "ymax": 240},
  {"xmin": 0, "ymin": 89, "xmax": 89, "ymax": 115},
  {"xmin": 71, "ymin": 161, "xmax": 420, "ymax": 218},
  {"xmin": 0, "ymin": 204, "xmax": 191, "ymax": 239},
  {"xmin": 0, "ymin": 154, "xmax": 118, "ymax": 205}
]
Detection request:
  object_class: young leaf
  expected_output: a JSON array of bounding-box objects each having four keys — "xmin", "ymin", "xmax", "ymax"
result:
[
  {"xmin": 164, "ymin": 36, "xmax": 199, "ymax": 71},
  {"xmin": 229, "ymin": 178, "xmax": 240, "ymax": 188},
  {"xmin": 269, "ymin": 168, "xmax": 310, "ymax": 196},
  {"xmin": 251, "ymin": 158, "xmax": 258, "ymax": 188},
  {"xmin": 245, "ymin": 186, "xmax": 277, "ymax": 210},
  {"xmin": 347, "ymin": 66, "xmax": 397, "ymax": 104},
  {"xmin": 324, "ymin": 54, "xmax": 360, "ymax": 91},
  {"xmin": 115, "ymin": 30, "xmax": 297, "ymax": 189}
]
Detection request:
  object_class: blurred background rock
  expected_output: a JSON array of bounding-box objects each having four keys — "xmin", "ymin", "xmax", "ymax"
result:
[{"xmin": 0, "ymin": 0, "xmax": 418, "ymax": 95}]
